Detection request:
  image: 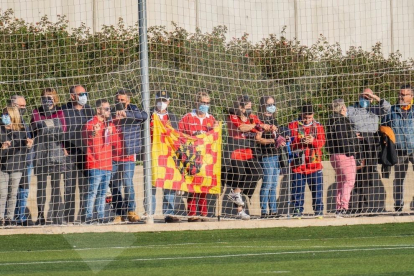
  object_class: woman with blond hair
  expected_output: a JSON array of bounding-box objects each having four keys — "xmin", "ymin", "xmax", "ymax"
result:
[
  {"xmin": 0, "ymin": 106, "xmax": 33, "ymax": 226},
  {"xmin": 31, "ymin": 88, "xmax": 67, "ymax": 225}
]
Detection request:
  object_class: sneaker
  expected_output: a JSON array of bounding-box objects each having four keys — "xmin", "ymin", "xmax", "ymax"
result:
[
  {"xmin": 200, "ymin": 215, "xmax": 211, "ymax": 222},
  {"xmin": 395, "ymin": 206, "xmax": 403, "ymax": 212},
  {"xmin": 260, "ymin": 214, "xmax": 268, "ymax": 219},
  {"xmin": 165, "ymin": 215, "xmax": 181, "ymax": 223},
  {"xmin": 228, "ymin": 190, "xmax": 245, "ymax": 206},
  {"xmin": 113, "ymin": 216, "xmax": 125, "ymax": 224},
  {"xmin": 127, "ymin": 211, "xmax": 140, "ymax": 222},
  {"xmin": 97, "ymin": 218, "xmax": 111, "ymax": 224},
  {"xmin": 314, "ymin": 211, "xmax": 323, "ymax": 218},
  {"xmin": 269, "ymin": 213, "xmax": 282, "ymax": 218},
  {"xmin": 335, "ymin": 210, "xmax": 344, "ymax": 218},
  {"xmin": 292, "ymin": 209, "xmax": 302, "ymax": 218},
  {"xmin": 35, "ymin": 216, "xmax": 46, "ymax": 226},
  {"xmin": 237, "ymin": 210, "xmax": 250, "ymax": 220},
  {"xmin": 188, "ymin": 217, "xmax": 200, "ymax": 222},
  {"xmin": 4, "ymin": 219, "xmax": 16, "ymax": 226}
]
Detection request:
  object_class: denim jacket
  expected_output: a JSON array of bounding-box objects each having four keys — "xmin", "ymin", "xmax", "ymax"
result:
[{"xmin": 381, "ymin": 105, "xmax": 414, "ymax": 155}]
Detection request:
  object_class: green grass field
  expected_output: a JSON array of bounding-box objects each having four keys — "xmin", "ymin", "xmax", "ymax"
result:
[{"xmin": 1, "ymin": 223, "xmax": 414, "ymax": 275}]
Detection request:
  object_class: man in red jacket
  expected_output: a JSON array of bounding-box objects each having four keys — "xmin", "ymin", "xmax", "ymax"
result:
[
  {"xmin": 178, "ymin": 91, "xmax": 217, "ymax": 222},
  {"xmin": 288, "ymin": 104, "xmax": 326, "ymax": 218},
  {"xmin": 83, "ymin": 99, "xmax": 115, "ymax": 224}
]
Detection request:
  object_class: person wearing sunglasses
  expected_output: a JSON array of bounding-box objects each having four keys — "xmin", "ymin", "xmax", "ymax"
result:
[
  {"xmin": 83, "ymin": 99, "xmax": 116, "ymax": 224},
  {"xmin": 381, "ymin": 84, "xmax": 414, "ymax": 213},
  {"xmin": 61, "ymin": 85, "xmax": 95, "ymax": 223},
  {"xmin": 31, "ymin": 88, "xmax": 67, "ymax": 225},
  {"xmin": 178, "ymin": 90, "xmax": 218, "ymax": 222},
  {"xmin": 0, "ymin": 106, "xmax": 33, "ymax": 226},
  {"xmin": 110, "ymin": 89, "xmax": 148, "ymax": 223}
]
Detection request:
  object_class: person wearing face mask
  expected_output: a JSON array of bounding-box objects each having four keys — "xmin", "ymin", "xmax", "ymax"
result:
[
  {"xmin": 31, "ymin": 88, "xmax": 67, "ymax": 225},
  {"xmin": 347, "ymin": 88, "xmax": 391, "ymax": 214},
  {"xmin": 288, "ymin": 104, "xmax": 326, "ymax": 218},
  {"xmin": 148, "ymin": 90, "xmax": 180, "ymax": 223},
  {"xmin": 327, "ymin": 99, "xmax": 363, "ymax": 217},
  {"xmin": 110, "ymin": 89, "xmax": 147, "ymax": 223},
  {"xmin": 9, "ymin": 95, "xmax": 34, "ymax": 226},
  {"xmin": 178, "ymin": 91, "xmax": 218, "ymax": 222},
  {"xmin": 255, "ymin": 96, "xmax": 287, "ymax": 219},
  {"xmin": 223, "ymin": 95, "xmax": 270, "ymax": 220},
  {"xmin": 61, "ymin": 85, "xmax": 95, "ymax": 223},
  {"xmin": 83, "ymin": 99, "xmax": 116, "ymax": 224},
  {"xmin": 382, "ymin": 84, "xmax": 414, "ymax": 213},
  {"xmin": 0, "ymin": 106, "xmax": 33, "ymax": 226}
]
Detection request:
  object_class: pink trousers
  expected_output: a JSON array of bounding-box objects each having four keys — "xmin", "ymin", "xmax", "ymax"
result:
[{"xmin": 330, "ymin": 154, "xmax": 356, "ymax": 210}]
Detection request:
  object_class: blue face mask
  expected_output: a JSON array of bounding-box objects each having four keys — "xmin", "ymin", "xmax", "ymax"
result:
[
  {"xmin": 199, "ymin": 104, "xmax": 210, "ymax": 114},
  {"xmin": 359, "ymin": 98, "xmax": 370, "ymax": 108},
  {"xmin": 266, "ymin": 105, "xmax": 276, "ymax": 113},
  {"xmin": 2, "ymin": 114, "xmax": 11, "ymax": 126}
]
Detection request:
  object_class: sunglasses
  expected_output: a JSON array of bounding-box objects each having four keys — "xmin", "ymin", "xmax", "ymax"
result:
[
  {"xmin": 41, "ymin": 97, "xmax": 54, "ymax": 103},
  {"xmin": 77, "ymin": 92, "xmax": 88, "ymax": 97}
]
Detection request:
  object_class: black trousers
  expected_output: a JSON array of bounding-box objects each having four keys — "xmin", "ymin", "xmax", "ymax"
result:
[
  {"xmin": 352, "ymin": 133, "xmax": 380, "ymax": 211},
  {"xmin": 37, "ymin": 171, "xmax": 63, "ymax": 222},
  {"xmin": 226, "ymin": 158, "xmax": 263, "ymax": 199},
  {"xmin": 64, "ymin": 154, "xmax": 88, "ymax": 222}
]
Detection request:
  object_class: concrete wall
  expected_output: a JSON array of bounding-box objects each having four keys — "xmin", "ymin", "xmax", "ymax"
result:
[
  {"xmin": 1, "ymin": 0, "xmax": 414, "ymax": 59},
  {"xmin": 26, "ymin": 161, "xmax": 414, "ymax": 220}
]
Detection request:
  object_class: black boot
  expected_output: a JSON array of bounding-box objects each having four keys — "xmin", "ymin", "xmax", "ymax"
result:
[{"xmin": 36, "ymin": 213, "xmax": 46, "ymax": 225}]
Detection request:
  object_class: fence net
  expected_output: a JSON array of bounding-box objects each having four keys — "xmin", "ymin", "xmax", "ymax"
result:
[{"xmin": 0, "ymin": 0, "xmax": 414, "ymax": 226}]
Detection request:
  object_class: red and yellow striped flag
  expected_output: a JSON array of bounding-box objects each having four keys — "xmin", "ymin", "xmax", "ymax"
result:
[{"xmin": 152, "ymin": 114, "xmax": 222, "ymax": 194}]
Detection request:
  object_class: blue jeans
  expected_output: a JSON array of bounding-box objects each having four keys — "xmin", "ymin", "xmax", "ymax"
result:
[
  {"xmin": 144, "ymin": 187, "xmax": 176, "ymax": 216},
  {"xmin": 86, "ymin": 169, "xmax": 111, "ymax": 220},
  {"xmin": 260, "ymin": 155, "xmax": 280, "ymax": 214},
  {"xmin": 111, "ymin": 161, "xmax": 136, "ymax": 216},
  {"xmin": 291, "ymin": 170, "xmax": 324, "ymax": 213},
  {"xmin": 15, "ymin": 163, "xmax": 33, "ymax": 221}
]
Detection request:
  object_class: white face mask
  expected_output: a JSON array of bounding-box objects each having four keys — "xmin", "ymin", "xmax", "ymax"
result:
[
  {"xmin": 77, "ymin": 95, "xmax": 87, "ymax": 106},
  {"xmin": 157, "ymin": 101, "xmax": 168, "ymax": 111}
]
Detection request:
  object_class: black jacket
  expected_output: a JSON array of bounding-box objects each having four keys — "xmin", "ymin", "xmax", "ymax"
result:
[
  {"xmin": 61, "ymin": 102, "xmax": 95, "ymax": 156},
  {"xmin": 326, "ymin": 113, "xmax": 361, "ymax": 159},
  {"xmin": 0, "ymin": 124, "xmax": 29, "ymax": 172},
  {"xmin": 379, "ymin": 126, "xmax": 398, "ymax": 178},
  {"xmin": 258, "ymin": 115, "xmax": 278, "ymax": 157}
]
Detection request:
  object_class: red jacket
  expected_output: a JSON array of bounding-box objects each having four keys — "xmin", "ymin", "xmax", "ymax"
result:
[
  {"xmin": 83, "ymin": 116, "xmax": 116, "ymax": 171},
  {"xmin": 178, "ymin": 111, "xmax": 216, "ymax": 136},
  {"xmin": 288, "ymin": 120, "xmax": 326, "ymax": 174}
]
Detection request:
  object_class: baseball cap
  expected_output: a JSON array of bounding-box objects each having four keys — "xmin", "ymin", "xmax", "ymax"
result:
[{"xmin": 155, "ymin": 90, "xmax": 171, "ymax": 100}]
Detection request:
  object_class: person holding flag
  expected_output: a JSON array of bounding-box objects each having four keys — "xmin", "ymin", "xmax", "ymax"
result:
[
  {"xmin": 178, "ymin": 90, "xmax": 218, "ymax": 222},
  {"xmin": 148, "ymin": 90, "xmax": 181, "ymax": 223}
]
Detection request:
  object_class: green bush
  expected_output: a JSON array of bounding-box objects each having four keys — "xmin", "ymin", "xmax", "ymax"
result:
[{"xmin": 0, "ymin": 8, "xmax": 413, "ymax": 128}]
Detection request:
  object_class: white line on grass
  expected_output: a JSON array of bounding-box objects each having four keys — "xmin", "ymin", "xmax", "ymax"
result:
[
  {"xmin": 0, "ymin": 237, "xmax": 413, "ymax": 255},
  {"xmin": 0, "ymin": 245, "xmax": 413, "ymax": 266},
  {"xmin": 132, "ymin": 246, "xmax": 414, "ymax": 261}
]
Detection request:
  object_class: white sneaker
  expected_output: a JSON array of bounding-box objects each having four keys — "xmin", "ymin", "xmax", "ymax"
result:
[
  {"xmin": 237, "ymin": 210, "xmax": 250, "ymax": 220},
  {"xmin": 228, "ymin": 190, "xmax": 245, "ymax": 206},
  {"xmin": 335, "ymin": 210, "xmax": 344, "ymax": 218}
]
